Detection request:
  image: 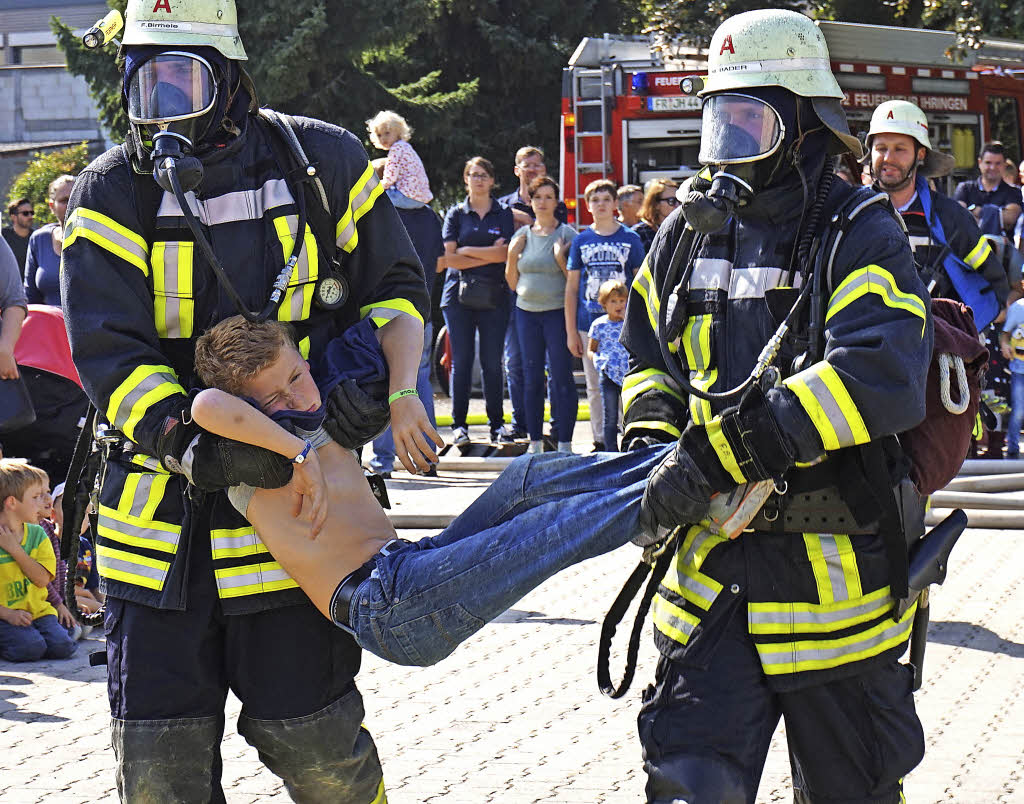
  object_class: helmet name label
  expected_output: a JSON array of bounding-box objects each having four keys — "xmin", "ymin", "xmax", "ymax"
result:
[{"xmin": 140, "ymin": 21, "xmax": 192, "ymax": 31}]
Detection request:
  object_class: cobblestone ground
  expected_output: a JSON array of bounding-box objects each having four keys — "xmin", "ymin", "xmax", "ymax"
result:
[{"xmin": 2, "ymin": 396, "xmax": 1022, "ymax": 802}]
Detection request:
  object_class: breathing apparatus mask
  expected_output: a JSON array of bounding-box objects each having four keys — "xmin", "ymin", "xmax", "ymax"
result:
[
  {"xmin": 124, "ymin": 47, "xmax": 235, "ymax": 193},
  {"xmin": 683, "ymin": 88, "xmax": 798, "ymax": 233}
]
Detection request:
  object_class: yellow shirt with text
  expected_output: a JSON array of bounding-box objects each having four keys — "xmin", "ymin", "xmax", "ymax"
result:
[{"xmin": 0, "ymin": 523, "xmax": 56, "ymax": 619}]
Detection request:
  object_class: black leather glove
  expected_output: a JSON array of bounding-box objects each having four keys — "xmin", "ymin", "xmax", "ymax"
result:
[
  {"xmin": 638, "ymin": 441, "xmax": 716, "ymax": 540},
  {"xmin": 323, "ymin": 378, "xmax": 390, "ymax": 450},
  {"xmin": 182, "ymin": 433, "xmax": 293, "ymax": 492}
]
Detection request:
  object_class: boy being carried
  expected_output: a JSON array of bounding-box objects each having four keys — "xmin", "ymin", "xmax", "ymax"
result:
[
  {"xmin": 0, "ymin": 459, "xmax": 77, "ymax": 662},
  {"xmin": 190, "ymin": 315, "xmax": 654, "ymax": 667}
]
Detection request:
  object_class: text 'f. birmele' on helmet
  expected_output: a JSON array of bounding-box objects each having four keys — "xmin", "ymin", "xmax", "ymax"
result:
[
  {"xmin": 700, "ymin": 9, "xmax": 862, "ymax": 159},
  {"xmin": 866, "ymin": 100, "xmax": 956, "ymax": 178},
  {"xmin": 122, "ymin": 0, "xmax": 247, "ymax": 61}
]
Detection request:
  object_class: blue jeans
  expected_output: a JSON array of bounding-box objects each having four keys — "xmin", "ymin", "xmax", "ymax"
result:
[
  {"xmin": 504, "ymin": 294, "xmax": 526, "ymax": 431},
  {"xmin": 345, "ymin": 446, "xmax": 666, "ymax": 666},
  {"xmin": 443, "ymin": 294, "xmax": 510, "ymax": 431},
  {"xmin": 386, "ymin": 187, "xmax": 427, "ymax": 209},
  {"xmin": 0, "ymin": 613, "xmax": 77, "ymax": 662},
  {"xmin": 600, "ymin": 371, "xmax": 622, "ymax": 451},
  {"xmin": 371, "ymin": 322, "xmax": 436, "ymax": 473},
  {"xmin": 515, "ymin": 306, "xmax": 577, "ymax": 443},
  {"xmin": 1007, "ymin": 371, "xmax": 1024, "ymax": 457}
]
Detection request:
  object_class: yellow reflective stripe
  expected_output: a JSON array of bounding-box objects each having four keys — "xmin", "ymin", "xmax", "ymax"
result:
[
  {"xmin": 661, "ymin": 529, "xmax": 723, "ymax": 611},
  {"xmin": 622, "ymin": 420, "xmax": 682, "ymax": 439},
  {"xmin": 705, "ymin": 417, "xmax": 746, "ymax": 484},
  {"xmin": 783, "ymin": 361, "xmax": 869, "ymax": 451},
  {"xmin": 652, "ymin": 593, "xmax": 700, "ymax": 645},
  {"xmin": 106, "ymin": 365, "xmax": 185, "ymax": 442},
  {"xmin": 151, "ymin": 242, "xmax": 195, "ymax": 338},
  {"xmin": 622, "ymin": 368, "xmax": 685, "ymax": 404},
  {"xmin": 210, "ymin": 526, "xmax": 270, "ymax": 560},
  {"xmin": 358, "ymin": 297, "xmax": 424, "ymax": 327},
  {"xmin": 98, "ymin": 504, "xmax": 180, "ymax": 554},
  {"xmin": 273, "ymin": 215, "xmax": 319, "ymax": 323},
  {"xmin": 370, "ymin": 779, "xmax": 387, "ymax": 804},
  {"xmin": 689, "ymin": 367, "xmax": 716, "ymax": 425},
  {"xmin": 748, "ymin": 587, "xmax": 893, "ymax": 635},
  {"xmin": 756, "ymin": 600, "xmax": 916, "ymax": 675},
  {"xmin": 681, "ymin": 315, "xmax": 712, "ymax": 372},
  {"xmin": 826, "ymin": 264, "xmax": 927, "ymax": 335},
  {"xmin": 631, "ymin": 258, "xmax": 660, "ymax": 333},
  {"xmin": 64, "ymin": 207, "xmax": 150, "ymax": 276},
  {"xmin": 802, "ymin": 534, "xmax": 861, "ymax": 604},
  {"xmin": 835, "ymin": 534, "xmax": 862, "ymax": 599},
  {"xmin": 336, "ymin": 162, "xmax": 384, "ymax": 254},
  {"xmin": 96, "ymin": 544, "xmax": 171, "ymax": 590},
  {"xmin": 964, "ymin": 236, "xmax": 991, "ymax": 270},
  {"xmin": 298, "ymin": 336, "xmax": 310, "ymax": 359},
  {"xmin": 804, "ymin": 534, "xmax": 834, "ymax": 603},
  {"xmin": 214, "ymin": 561, "xmax": 299, "ymax": 598},
  {"xmin": 130, "ymin": 453, "xmax": 169, "ymax": 474}
]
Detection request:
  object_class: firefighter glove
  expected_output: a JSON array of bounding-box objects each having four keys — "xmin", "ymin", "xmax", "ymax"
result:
[
  {"xmin": 639, "ymin": 441, "xmax": 715, "ymax": 536},
  {"xmin": 323, "ymin": 378, "xmax": 390, "ymax": 450},
  {"xmin": 182, "ymin": 433, "xmax": 293, "ymax": 492}
]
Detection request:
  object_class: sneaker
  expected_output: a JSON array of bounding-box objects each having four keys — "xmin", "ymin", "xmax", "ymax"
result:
[
  {"xmin": 509, "ymin": 425, "xmax": 529, "ymax": 440},
  {"xmin": 452, "ymin": 426, "xmax": 470, "ymax": 446},
  {"xmin": 491, "ymin": 425, "xmax": 518, "ymax": 444},
  {"xmin": 591, "ymin": 441, "xmax": 606, "ymax": 453}
]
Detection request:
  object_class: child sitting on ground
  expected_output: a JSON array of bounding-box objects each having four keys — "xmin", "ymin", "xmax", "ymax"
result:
[
  {"xmin": 367, "ymin": 110, "xmax": 434, "ymax": 210},
  {"xmin": 190, "ymin": 315, "xmax": 653, "ymax": 666},
  {"xmin": 0, "ymin": 459, "xmax": 76, "ymax": 662},
  {"xmin": 587, "ymin": 280, "xmax": 630, "ymax": 452}
]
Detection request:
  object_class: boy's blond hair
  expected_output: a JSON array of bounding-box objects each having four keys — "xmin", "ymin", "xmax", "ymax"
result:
[
  {"xmin": 0, "ymin": 459, "xmax": 49, "ymax": 507},
  {"xmin": 366, "ymin": 110, "xmax": 412, "ymax": 149},
  {"xmin": 584, "ymin": 178, "xmax": 617, "ymax": 203},
  {"xmin": 598, "ymin": 279, "xmax": 628, "ymax": 307},
  {"xmin": 194, "ymin": 316, "xmax": 297, "ymax": 396}
]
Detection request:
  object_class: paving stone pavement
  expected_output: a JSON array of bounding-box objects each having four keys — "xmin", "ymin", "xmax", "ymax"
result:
[{"xmin": 1, "ymin": 459, "xmax": 1022, "ymax": 802}]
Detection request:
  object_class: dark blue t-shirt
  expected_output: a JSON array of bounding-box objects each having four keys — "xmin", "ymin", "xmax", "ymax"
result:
[
  {"xmin": 497, "ymin": 189, "xmax": 569, "ymax": 225},
  {"xmin": 25, "ymin": 223, "xmax": 62, "ymax": 306},
  {"xmin": 953, "ymin": 178, "xmax": 1023, "ymax": 211},
  {"xmin": 440, "ymin": 198, "xmax": 515, "ymax": 307},
  {"xmin": 567, "ymin": 224, "xmax": 645, "ymax": 331}
]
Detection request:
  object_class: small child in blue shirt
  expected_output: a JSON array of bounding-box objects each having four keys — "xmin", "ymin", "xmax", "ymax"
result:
[
  {"xmin": 587, "ymin": 280, "xmax": 630, "ymax": 451},
  {"xmin": 1000, "ymin": 292, "xmax": 1024, "ymax": 458}
]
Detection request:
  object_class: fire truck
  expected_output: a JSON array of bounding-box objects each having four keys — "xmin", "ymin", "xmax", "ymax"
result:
[{"xmin": 560, "ymin": 20, "xmax": 1024, "ymax": 225}]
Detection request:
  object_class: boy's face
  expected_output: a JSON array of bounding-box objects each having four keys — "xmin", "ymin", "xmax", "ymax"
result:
[
  {"xmin": 243, "ymin": 345, "xmax": 322, "ymax": 416},
  {"xmin": 36, "ymin": 488, "xmax": 53, "ymax": 524},
  {"xmin": 604, "ymin": 294, "xmax": 627, "ymax": 320},
  {"xmin": 587, "ymin": 190, "xmax": 616, "ymax": 222},
  {"xmin": 7, "ymin": 482, "xmax": 46, "ymax": 529}
]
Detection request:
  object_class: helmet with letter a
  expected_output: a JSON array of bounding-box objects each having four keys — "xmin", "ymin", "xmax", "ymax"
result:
[
  {"xmin": 122, "ymin": 0, "xmax": 246, "ymax": 60},
  {"xmin": 697, "ymin": 9, "xmax": 862, "ymax": 165},
  {"xmin": 865, "ymin": 100, "xmax": 956, "ymax": 178}
]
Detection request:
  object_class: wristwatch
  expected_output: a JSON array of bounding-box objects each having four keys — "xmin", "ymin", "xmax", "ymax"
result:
[{"xmin": 292, "ymin": 440, "xmax": 314, "ymax": 464}]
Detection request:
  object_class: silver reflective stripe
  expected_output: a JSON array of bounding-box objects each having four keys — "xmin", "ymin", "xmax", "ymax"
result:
[
  {"xmin": 336, "ymin": 170, "xmax": 382, "ymax": 252},
  {"xmin": 652, "ymin": 594, "xmax": 698, "ymax": 643},
  {"xmin": 275, "ymin": 214, "xmax": 315, "ymax": 321},
  {"xmin": 110, "ymin": 370, "xmax": 180, "ymax": 433},
  {"xmin": 908, "ymin": 235, "xmax": 932, "ymax": 251},
  {"xmin": 127, "ymin": 474, "xmax": 156, "ymax": 519},
  {"xmin": 96, "ymin": 546, "xmax": 169, "ymax": 582},
  {"xmin": 156, "ymin": 179, "xmax": 294, "ymax": 225},
  {"xmin": 799, "ymin": 371, "xmax": 855, "ymax": 448},
  {"xmin": 690, "ymin": 258, "xmax": 732, "ymax": 291},
  {"xmin": 749, "ymin": 596, "xmax": 889, "ymax": 629},
  {"xmin": 665, "ymin": 563, "xmax": 719, "ymax": 610},
  {"xmin": 215, "ymin": 566, "xmax": 292, "ymax": 590},
  {"xmin": 685, "ymin": 316, "xmax": 710, "ymax": 372},
  {"xmin": 728, "ymin": 267, "xmax": 801, "ymax": 299},
  {"xmin": 69, "ymin": 213, "xmax": 149, "ymax": 265},
  {"xmin": 757, "ymin": 613, "xmax": 913, "ymax": 668},
  {"xmin": 827, "ymin": 268, "xmax": 925, "ymax": 322},
  {"xmin": 818, "ymin": 535, "xmax": 851, "ymax": 602},
  {"xmin": 98, "ymin": 511, "xmax": 180, "ymax": 553},
  {"xmin": 159, "ymin": 243, "xmax": 182, "ymax": 335},
  {"xmin": 210, "ymin": 528, "xmax": 265, "ymax": 556}
]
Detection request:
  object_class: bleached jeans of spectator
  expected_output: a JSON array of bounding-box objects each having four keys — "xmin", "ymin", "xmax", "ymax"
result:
[
  {"xmin": 1006, "ymin": 371, "xmax": 1024, "ymax": 457},
  {"xmin": 386, "ymin": 187, "xmax": 427, "ymax": 209},
  {"xmin": 370, "ymin": 322, "xmax": 435, "ymax": 474},
  {"xmin": 579, "ymin": 329, "xmax": 604, "ymax": 443}
]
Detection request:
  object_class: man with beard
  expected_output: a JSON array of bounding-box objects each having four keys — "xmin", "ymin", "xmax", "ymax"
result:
[
  {"xmin": 623, "ymin": 10, "xmax": 936, "ymax": 801},
  {"xmin": 867, "ymin": 100, "xmax": 1008, "ymax": 328}
]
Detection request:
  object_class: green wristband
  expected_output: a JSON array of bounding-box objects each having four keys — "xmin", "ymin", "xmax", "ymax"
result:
[{"xmin": 388, "ymin": 388, "xmax": 418, "ymax": 404}]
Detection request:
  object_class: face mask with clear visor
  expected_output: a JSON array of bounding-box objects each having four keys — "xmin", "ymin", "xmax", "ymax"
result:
[
  {"xmin": 698, "ymin": 94, "xmax": 785, "ymax": 166},
  {"xmin": 127, "ymin": 51, "xmax": 217, "ymax": 149}
]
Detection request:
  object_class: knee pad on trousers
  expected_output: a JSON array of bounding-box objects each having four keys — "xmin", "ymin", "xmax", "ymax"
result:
[
  {"xmin": 237, "ymin": 690, "xmax": 384, "ymax": 804},
  {"xmin": 645, "ymin": 751, "xmax": 748, "ymax": 804},
  {"xmin": 111, "ymin": 714, "xmax": 224, "ymax": 803}
]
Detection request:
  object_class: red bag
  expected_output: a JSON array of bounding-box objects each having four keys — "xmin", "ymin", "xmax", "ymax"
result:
[{"xmin": 900, "ymin": 298, "xmax": 988, "ymax": 495}]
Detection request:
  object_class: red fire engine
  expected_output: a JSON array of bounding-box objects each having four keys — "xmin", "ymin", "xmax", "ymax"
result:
[{"xmin": 560, "ymin": 21, "xmax": 1024, "ymax": 225}]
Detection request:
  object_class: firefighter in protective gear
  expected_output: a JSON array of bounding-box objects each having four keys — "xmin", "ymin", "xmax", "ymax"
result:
[
  {"xmin": 627, "ymin": 11, "xmax": 932, "ymax": 801},
  {"xmin": 866, "ymin": 99, "xmax": 1009, "ymax": 328},
  {"xmin": 61, "ymin": 0, "xmax": 428, "ymax": 800}
]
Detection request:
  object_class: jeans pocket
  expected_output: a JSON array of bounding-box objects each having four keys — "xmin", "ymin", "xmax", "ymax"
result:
[{"xmin": 390, "ymin": 604, "xmax": 487, "ymax": 667}]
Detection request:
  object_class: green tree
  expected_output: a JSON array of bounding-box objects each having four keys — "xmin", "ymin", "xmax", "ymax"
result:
[{"xmin": 6, "ymin": 143, "xmax": 92, "ymax": 225}]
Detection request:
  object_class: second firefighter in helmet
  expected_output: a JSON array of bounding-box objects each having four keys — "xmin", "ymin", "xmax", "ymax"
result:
[
  {"xmin": 866, "ymin": 99, "xmax": 1008, "ymax": 328},
  {"xmin": 625, "ymin": 10, "xmax": 932, "ymax": 801}
]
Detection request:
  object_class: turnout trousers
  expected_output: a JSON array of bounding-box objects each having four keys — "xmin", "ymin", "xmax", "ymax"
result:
[
  {"xmin": 104, "ymin": 528, "xmax": 384, "ymax": 804},
  {"xmin": 638, "ymin": 598, "xmax": 924, "ymax": 804}
]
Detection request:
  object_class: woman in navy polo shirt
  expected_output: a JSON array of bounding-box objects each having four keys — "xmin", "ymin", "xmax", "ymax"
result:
[{"xmin": 440, "ymin": 157, "xmax": 514, "ymax": 445}]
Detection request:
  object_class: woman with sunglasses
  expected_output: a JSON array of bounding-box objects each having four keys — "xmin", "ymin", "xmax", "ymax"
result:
[
  {"xmin": 24, "ymin": 175, "xmax": 75, "ymax": 307},
  {"xmin": 439, "ymin": 157, "xmax": 515, "ymax": 446},
  {"xmin": 632, "ymin": 178, "xmax": 680, "ymax": 255}
]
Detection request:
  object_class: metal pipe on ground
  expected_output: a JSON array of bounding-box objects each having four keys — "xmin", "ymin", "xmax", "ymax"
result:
[
  {"xmin": 929, "ymin": 491, "xmax": 1024, "ymax": 510},
  {"xmin": 926, "ymin": 507, "xmax": 1024, "ymax": 529},
  {"xmin": 943, "ymin": 473, "xmax": 1024, "ymax": 493}
]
